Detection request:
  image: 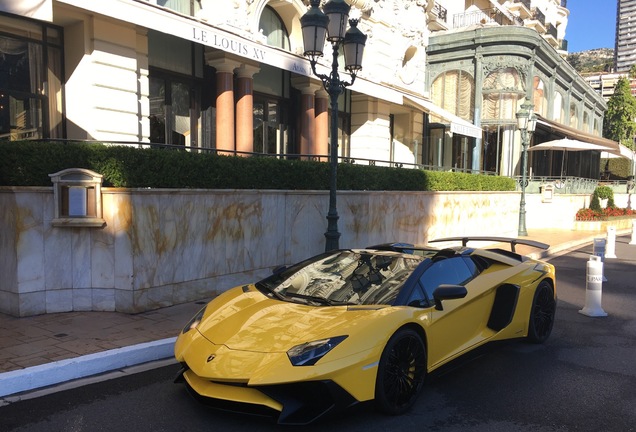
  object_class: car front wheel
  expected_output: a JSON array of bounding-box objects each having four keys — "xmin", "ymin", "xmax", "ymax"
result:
[
  {"xmin": 527, "ymin": 280, "xmax": 556, "ymax": 344},
  {"xmin": 375, "ymin": 328, "xmax": 427, "ymax": 415}
]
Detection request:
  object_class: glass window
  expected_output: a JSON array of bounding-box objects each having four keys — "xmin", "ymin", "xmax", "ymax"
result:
[
  {"xmin": 259, "ymin": 6, "xmax": 290, "ymax": 50},
  {"xmin": 532, "ymin": 76, "xmax": 548, "ymax": 118},
  {"xmin": 148, "ymin": 30, "xmax": 192, "ymax": 76},
  {"xmin": 149, "ymin": 76, "xmax": 200, "ymax": 147},
  {"xmin": 149, "ymin": 77, "xmax": 166, "ymax": 144},
  {"xmin": 0, "ymin": 15, "xmax": 63, "ymax": 141},
  {"xmin": 253, "ymin": 97, "xmax": 283, "ymax": 154},
  {"xmin": 254, "ymin": 64, "xmax": 284, "ymax": 96},
  {"xmin": 155, "ymin": 0, "xmax": 201, "ymax": 16},
  {"xmin": 148, "ymin": 31, "xmax": 209, "ymax": 148},
  {"xmin": 431, "ymin": 70, "xmax": 475, "ymax": 121},
  {"xmin": 419, "ymin": 256, "xmax": 477, "ymax": 301},
  {"xmin": 569, "ymin": 103, "xmax": 578, "ymax": 128},
  {"xmin": 482, "ymin": 68, "xmax": 524, "ymax": 121}
]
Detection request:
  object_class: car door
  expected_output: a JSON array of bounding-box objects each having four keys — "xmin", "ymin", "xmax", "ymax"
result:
[{"xmin": 419, "ymin": 256, "xmax": 496, "ymax": 369}]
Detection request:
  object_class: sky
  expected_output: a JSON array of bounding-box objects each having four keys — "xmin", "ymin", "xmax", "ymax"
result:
[{"xmin": 566, "ymin": 0, "xmax": 617, "ymax": 52}]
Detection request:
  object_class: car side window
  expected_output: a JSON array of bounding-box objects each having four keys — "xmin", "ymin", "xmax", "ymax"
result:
[
  {"xmin": 419, "ymin": 256, "xmax": 477, "ymax": 301},
  {"xmin": 405, "ymin": 283, "xmax": 427, "ymax": 307}
]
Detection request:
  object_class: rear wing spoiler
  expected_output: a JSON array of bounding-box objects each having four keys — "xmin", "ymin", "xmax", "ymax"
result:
[{"xmin": 429, "ymin": 237, "xmax": 550, "ymax": 253}]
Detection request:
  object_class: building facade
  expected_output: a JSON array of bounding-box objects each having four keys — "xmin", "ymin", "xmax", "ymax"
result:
[
  {"xmin": 1, "ymin": 0, "xmax": 481, "ymax": 170},
  {"xmin": 426, "ymin": 0, "xmax": 609, "ymax": 179},
  {"xmin": 615, "ymin": 0, "xmax": 636, "ymax": 72},
  {"xmin": 0, "ymin": 0, "xmax": 608, "ymax": 177}
]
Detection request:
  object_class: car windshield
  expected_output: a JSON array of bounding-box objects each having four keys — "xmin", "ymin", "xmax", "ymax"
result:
[{"xmin": 257, "ymin": 250, "xmax": 422, "ymax": 306}]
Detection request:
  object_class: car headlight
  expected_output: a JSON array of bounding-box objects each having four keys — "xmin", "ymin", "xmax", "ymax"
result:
[
  {"xmin": 287, "ymin": 336, "xmax": 347, "ymax": 366},
  {"xmin": 182, "ymin": 307, "xmax": 206, "ymax": 334}
]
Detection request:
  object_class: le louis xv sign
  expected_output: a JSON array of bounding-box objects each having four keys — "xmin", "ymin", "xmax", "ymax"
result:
[{"xmin": 190, "ymin": 26, "xmax": 310, "ymax": 77}]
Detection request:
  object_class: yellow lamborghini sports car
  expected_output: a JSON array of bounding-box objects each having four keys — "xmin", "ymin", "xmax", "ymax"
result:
[{"xmin": 174, "ymin": 237, "xmax": 556, "ymax": 425}]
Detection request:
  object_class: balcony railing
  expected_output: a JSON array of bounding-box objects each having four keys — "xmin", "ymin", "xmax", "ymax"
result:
[
  {"xmin": 453, "ymin": 8, "xmax": 516, "ymax": 28},
  {"xmin": 431, "ymin": 2, "xmax": 448, "ymax": 23},
  {"xmin": 546, "ymin": 23, "xmax": 558, "ymax": 39},
  {"xmin": 561, "ymin": 0, "xmax": 567, "ymax": 8},
  {"xmin": 560, "ymin": 39, "xmax": 568, "ymax": 51},
  {"xmin": 513, "ymin": 0, "xmax": 531, "ymax": 9},
  {"xmin": 532, "ymin": 8, "xmax": 546, "ymax": 27}
]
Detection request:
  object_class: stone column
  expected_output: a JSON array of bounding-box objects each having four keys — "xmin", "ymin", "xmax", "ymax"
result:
[
  {"xmin": 473, "ymin": 52, "xmax": 484, "ymax": 172},
  {"xmin": 207, "ymin": 57, "xmax": 241, "ymax": 154},
  {"xmin": 315, "ymin": 89, "xmax": 329, "ymax": 161},
  {"xmin": 292, "ymin": 77, "xmax": 323, "ymax": 159},
  {"xmin": 235, "ymin": 63, "xmax": 260, "ymax": 156}
]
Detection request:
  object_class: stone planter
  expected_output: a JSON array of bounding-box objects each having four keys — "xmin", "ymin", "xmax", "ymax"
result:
[{"xmin": 573, "ymin": 217, "xmax": 636, "ymax": 232}]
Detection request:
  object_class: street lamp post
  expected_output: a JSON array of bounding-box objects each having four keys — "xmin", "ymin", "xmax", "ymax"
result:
[
  {"xmin": 515, "ymin": 102, "xmax": 536, "ymax": 237},
  {"xmin": 300, "ymin": 0, "xmax": 367, "ymax": 251}
]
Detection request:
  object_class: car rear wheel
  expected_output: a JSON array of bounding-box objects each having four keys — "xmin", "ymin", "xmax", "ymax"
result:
[
  {"xmin": 375, "ymin": 328, "xmax": 426, "ymax": 415},
  {"xmin": 527, "ymin": 281, "xmax": 556, "ymax": 344}
]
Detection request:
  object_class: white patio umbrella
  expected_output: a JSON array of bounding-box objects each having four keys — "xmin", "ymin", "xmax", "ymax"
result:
[
  {"xmin": 528, "ymin": 138, "xmax": 617, "ymax": 153},
  {"xmin": 528, "ymin": 138, "xmax": 620, "ymax": 179}
]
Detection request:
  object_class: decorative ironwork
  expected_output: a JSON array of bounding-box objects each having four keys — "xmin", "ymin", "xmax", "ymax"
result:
[
  {"xmin": 431, "ymin": 2, "xmax": 447, "ymax": 23},
  {"xmin": 532, "ymin": 8, "xmax": 546, "ymax": 27},
  {"xmin": 452, "ymin": 8, "xmax": 516, "ymax": 28},
  {"xmin": 513, "ymin": 0, "xmax": 531, "ymax": 9}
]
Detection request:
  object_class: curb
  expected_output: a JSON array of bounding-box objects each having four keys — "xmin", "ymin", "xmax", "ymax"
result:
[
  {"xmin": 528, "ymin": 230, "xmax": 633, "ymax": 261},
  {"xmin": 0, "ymin": 337, "xmax": 176, "ymax": 398}
]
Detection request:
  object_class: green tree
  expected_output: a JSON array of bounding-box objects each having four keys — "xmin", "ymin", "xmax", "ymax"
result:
[{"xmin": 603, "ymin": 76, "xmax": 636, "ymax": 149}]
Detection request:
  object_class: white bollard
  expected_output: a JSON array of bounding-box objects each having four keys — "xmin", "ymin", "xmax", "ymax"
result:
[
  {"xmin": 630, "ymin": 219, "xmax": 636, "ymax": 245},
  {"xmin": 593, "ymin": 237, "xmax": 608, "ymax": 282},
  {"xmin": 606, "ymin": 226, "xmax": 617, "ymax": 259},
  {"xmin": 579, "ymin": 255, "xmax": 608, "ymax": 317}
]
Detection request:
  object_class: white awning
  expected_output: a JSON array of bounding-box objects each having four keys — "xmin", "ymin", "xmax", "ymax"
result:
[{"xmin": 403, "ymin": 95, "xmax": 483, "ymax": 139}]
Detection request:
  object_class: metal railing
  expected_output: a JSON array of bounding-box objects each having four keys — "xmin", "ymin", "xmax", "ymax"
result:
[
  {"xmin": 513, "ymin": 0, "xmax": 531, "ymax": 9},
  {"xmin": 515, "ymin": 176, "xmax": 600, "ymax": 195},
  {"xmin": 453, "ymin": 8, "xmax": 513, "ymax": 28},
  {"xmin": 532, "ymin": 8, "xmax": 546, "ymax": 27},
  {"xmin": 546, "ymin": 23, "xmax": 558, "ymax": 39},
  {"xmin": 28, "ymin": 139, "xmax": 621, "ymax": 194},
  {"xmin": 431, "ymin": 2, "xmax": 448, "ymax": 23}
]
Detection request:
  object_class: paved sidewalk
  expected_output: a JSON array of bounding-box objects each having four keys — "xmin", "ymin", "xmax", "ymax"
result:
[{"xmin": 0, "ymin": 228, "xmax": 631, "ymax": 399}]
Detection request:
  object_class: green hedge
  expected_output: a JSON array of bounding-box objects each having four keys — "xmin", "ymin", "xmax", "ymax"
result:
[{"xmin": 0, "ymin": 141, "xmax": 516, "ymax": 192}]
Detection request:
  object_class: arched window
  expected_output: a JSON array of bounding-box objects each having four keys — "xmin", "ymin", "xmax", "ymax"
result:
[
  {"xmin": 553, "ymin": 92, "xmax": 564, "ymax": 123},
  {"xmin": 583, "ymin": 111, "xmax": 590, "ymax": 133},
  {"xmin": 532, "ymin": 76, "xmax": 548, "ymax": 117},
  {"xmin": 431, "ymin": 70, "xmax": 475, "ymax": 121},
  {"xmin": 482, "ymin": 67, "xmax": 524, "ymax": 121},
  {"xmin": 570, "ymin": 103, "xmax": 578, "ymax": 129},
  {"xmin": 259, "ymin": 6, "xmax": 290, "ymax": 50}
]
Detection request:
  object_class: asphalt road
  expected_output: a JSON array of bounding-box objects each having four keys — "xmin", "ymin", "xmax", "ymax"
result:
[{"xmin": 1, "ymin": 238, "xmax": 635, "ymax": 432}]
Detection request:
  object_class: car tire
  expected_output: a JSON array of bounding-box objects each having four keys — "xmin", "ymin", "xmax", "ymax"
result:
[
  {"xmin": 375, "ymin": 328, "xmax": 427, "ymax": 415},
  {"xmin": 527, "ymin": 280, "xmax": 556, "ymax": 344}
]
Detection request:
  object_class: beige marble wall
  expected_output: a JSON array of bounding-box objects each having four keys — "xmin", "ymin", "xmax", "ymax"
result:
[{"xmin": 1, "ymin": 187, "xmax": 572, "ymax": 317}]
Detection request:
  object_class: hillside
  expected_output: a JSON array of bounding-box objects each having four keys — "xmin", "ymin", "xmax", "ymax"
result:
[{"xmin": 566, "ymin": 48, "xmax": 614, "ymax": 74}]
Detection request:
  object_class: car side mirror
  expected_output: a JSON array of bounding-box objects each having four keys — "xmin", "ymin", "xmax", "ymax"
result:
[{"xmin": 432, "ymin": 284, "xmax": 468, "ymax": 311}]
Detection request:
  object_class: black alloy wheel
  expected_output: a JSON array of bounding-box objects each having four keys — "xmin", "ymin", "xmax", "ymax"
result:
[
  {"xmin": 375, "ymin": 328, "xmax": 427, "ymax": 415},
  {"xmin": 527, "ymin": 281, "xmax": 556, "ymax": 343}
]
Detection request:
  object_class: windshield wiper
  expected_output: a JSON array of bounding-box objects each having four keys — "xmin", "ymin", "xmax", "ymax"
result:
[
  {"xmin": 283, "ymin": 292, "xmax": 343, "ymax": 306},
  {"xmin": 256, "ymin": 282, "xmax": 286, "ymax": 301}
]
